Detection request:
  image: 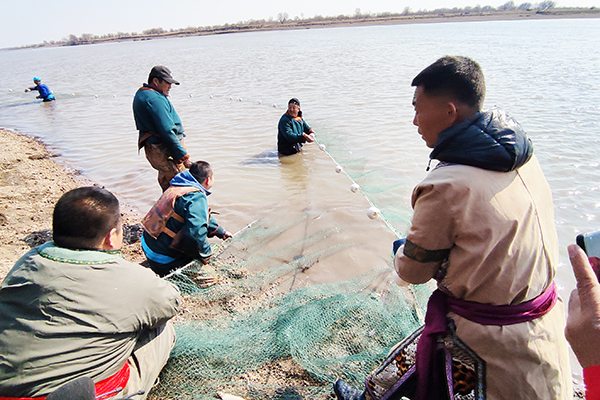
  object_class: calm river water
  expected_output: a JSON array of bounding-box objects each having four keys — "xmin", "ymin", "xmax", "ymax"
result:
[{"xmin": 1, "ymin": 18, "xmax": 600, "ymax": 349}]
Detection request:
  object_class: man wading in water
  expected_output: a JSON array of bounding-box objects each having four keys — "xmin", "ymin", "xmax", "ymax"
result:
[{"xmin": 133, "ymin": 66, "xmax": 192, "ymax": 191}]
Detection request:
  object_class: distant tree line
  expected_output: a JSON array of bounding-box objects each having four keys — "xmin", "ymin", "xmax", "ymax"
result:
[{"xmin": 14, "ymin": 0, "xmax": 598, "ymax": 49}]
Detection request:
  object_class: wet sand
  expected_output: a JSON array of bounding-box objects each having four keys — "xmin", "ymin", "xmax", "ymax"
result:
[{"xmin": 0, "ymin": 128, "xmax": 145, "ymax": 280}]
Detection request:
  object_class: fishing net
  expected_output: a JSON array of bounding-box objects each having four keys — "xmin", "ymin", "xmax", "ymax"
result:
[{"xmin": 150, "ymin": 209, "xmax": 432, "ymax": 400}]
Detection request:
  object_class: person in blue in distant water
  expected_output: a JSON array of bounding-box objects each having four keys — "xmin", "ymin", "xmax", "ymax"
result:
[
  {"xmin": 277, "ymin": 98, "xmax": 316, "ymax": 156},
  {"xmin": 24, "ymin": 77, "xmax": 55, "ymax": 102},
  {"xmin": 140, "ymin": 161, "xmax": 232, "ymax": 278}
]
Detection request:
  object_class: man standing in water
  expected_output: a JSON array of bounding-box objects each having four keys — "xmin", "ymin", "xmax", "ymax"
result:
[
  {"xmin": 277, "ymin": 98, "xmax": 315, "ymax": 156},
  {"xmin": 24, "ymin": 77, "xmax": 55, "ymax": 102},
  {"xmin": 133, "ymin": 65, "xmax": 192, "ymax": 191},
  {"xmin": 334, "ymin": 56, "xmax": 571, "ymax": 399}
]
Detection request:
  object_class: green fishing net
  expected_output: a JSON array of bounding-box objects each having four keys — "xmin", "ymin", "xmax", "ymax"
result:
[{"xmin": 150, "ymin": 213, "xmax": 431, "ymax": 400}]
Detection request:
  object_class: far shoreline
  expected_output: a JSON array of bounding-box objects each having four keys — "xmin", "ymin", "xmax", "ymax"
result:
[{"xmin": 4, "ymin": 7, "xmax": 599, "ymax": 51}]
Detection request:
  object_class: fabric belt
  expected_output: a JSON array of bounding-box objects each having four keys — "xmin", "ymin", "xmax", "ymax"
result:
[
  {"xmin": 138, "ymin": 131, "xmax": 158, "ymax": 149},
  {"xmin": 414, "ymin": 281, "xmax": 558, "ymax": 400},
  {"xmin": 0, "ymin": 362, "xmax": 130, "ymax": 400}
]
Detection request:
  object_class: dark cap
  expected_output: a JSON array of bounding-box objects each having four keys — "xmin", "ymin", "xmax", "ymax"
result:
[
  {"xmin": 149, "ymin": 65, "xmax": 180, "ymax": 85},
  {"xmin": 288, "ymin": 98, "xmax": 300, "ymax": 106}
]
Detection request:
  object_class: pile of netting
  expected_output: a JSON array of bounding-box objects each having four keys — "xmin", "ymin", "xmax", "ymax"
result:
[{"xmin": 149, "ymin": 214, "xmax": 431, "ymax": 400}]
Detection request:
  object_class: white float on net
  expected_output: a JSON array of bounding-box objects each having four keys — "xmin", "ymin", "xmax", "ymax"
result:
[
  {"xmin": 335, "ymin": 165, "xmax": 343, "ymax": 173},
  {"xmin": 367, "ymin": 206, "xmax": 380, "ymax": 220},
  {"xmin": 350, "ymin": 183, "xmax": 360, "ymax": 193}
]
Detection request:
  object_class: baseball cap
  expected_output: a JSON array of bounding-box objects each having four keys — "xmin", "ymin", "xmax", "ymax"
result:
[
  {"xmin": 149, "ymin": 66, "xmax": 180, "ymax": 85},
  {"xmin": 288, "ymin": 98, "xmax": 300, "ymax": 106}
]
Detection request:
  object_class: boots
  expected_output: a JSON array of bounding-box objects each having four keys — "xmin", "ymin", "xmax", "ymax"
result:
[{"xmin": 333, "ymin": 379, "xmax": 366, "ymax": 400}]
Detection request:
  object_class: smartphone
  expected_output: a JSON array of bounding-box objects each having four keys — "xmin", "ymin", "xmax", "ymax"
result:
[
  {"xmin": 576, "ymin": 229, "xmax": 600, "ymax": 258},
  {"xmin": 576, "ymin": 229, "xmax": 600, "ymax": 278}
]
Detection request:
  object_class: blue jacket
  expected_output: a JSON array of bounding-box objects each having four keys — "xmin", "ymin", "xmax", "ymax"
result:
[
  {"xmin": 133, "ymin": 84, "xmax": 187, "ymax": 161},
  {"xmin": 142, "ymin": 171, "xmax": 225, "ymax": 263},
  {"xmin": 430, "ymin": 108, "xmax": 533, "ymax": 172},
  {"xmin": 277, "ymin": 113, "xmax": 312, "ymax": 155},
  {"xmin": 29, "ymin": 84, "xmax": 54, "ymax": 101}
]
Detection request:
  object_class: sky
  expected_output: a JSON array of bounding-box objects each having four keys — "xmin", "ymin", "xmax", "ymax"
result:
[{"xmin": 1, "ymin": 0, "xmax": 598, "ymax": 49}]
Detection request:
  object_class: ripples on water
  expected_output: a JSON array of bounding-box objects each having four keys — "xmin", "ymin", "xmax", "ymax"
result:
[{"xmin": 1, "ymin": 18, "xmax": 599, "ymax": 307}]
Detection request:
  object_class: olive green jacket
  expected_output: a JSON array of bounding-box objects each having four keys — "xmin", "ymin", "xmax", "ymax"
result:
[{"xmin": 0, "ymin": 243, "xmax": 181, "ymax": 397}]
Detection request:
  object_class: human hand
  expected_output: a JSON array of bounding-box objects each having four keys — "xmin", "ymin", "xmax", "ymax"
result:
[
  {"xmin": 183, "ymin": 158, "xmax": 193, "ymax": 169},
  {"xmin": 24, "ymin": 88, "xmax": 31, "ymax": 93},
  {"xmin": 565, "ymin": 244, "xmax": 600, "ymax": 368},
  {"xmin": 303, "ymin": 133, "xmax": 315, "ymax": 143},
  {"xmin": 589, "ymin": 256, "xmax": 600, "ymax": 275},
  {"xmin": 222, "ymin": 231, "xmax": 233, "ymax": 239}
]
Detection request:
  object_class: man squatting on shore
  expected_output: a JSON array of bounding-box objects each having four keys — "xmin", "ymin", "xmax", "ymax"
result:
[
  {"xmin": 141, "ymin": 161, "xmax": 232, "ymax": 277},
  {"xmin": 334, "ymin": 56, "xmax": 572, "ymax": 399},
  {"xmin": 133, "ymin": 65, "xmax": 192, "ymax": 191},
  {"xmin": 0, "ymin": 187, "xmax": 181, "ymax": 399}
]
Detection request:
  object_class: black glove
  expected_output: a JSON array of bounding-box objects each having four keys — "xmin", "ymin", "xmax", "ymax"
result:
[{"xmin": 393, "ymin": 238, "xmax": 406, "ymax": 256}]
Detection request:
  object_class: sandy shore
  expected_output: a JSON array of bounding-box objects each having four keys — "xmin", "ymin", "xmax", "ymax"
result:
[{"xmin": 0, "ymin": 128, "xmax": 145, "ymax": 280}]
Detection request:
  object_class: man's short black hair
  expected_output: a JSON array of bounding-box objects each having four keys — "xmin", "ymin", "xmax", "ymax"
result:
[
  {"xmin": 411, "ymin": 56, "xmax": 485, "ymax": 110},
  {"xmin": 53, "ymin": 186, "xmax": 120, "ymax": 250},
  {"xmin": 148, "ymin": 75, "xmax": 163, "ymax": 85},
  {"xmin": 189, "ymin": 161, "xmax": 213, "ymax": 184}
]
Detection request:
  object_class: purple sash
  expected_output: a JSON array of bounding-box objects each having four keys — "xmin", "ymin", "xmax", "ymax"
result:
[{"xmin": 414, "ymin": 282, "xmax": 557, "ymax": 400}]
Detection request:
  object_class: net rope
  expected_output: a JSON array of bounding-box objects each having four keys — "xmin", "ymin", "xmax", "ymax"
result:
[{"xmin": 150, "ymin": 131, "xmax": 430, "ymax": 400}]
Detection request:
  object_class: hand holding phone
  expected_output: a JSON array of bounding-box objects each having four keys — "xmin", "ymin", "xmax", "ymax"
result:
[{"xmin": 566, "ymin": 244, "xmax": 600, "ymax": 368}]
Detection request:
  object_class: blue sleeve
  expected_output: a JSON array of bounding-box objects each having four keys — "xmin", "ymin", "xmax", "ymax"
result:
[
  {"xmin": 208, "ymin": 215, "xmax": 226, "ymax": 239},
  {"xmin": 146, "ymin": 96, "xmax": 188, "ymax": 161},
  {"xmin": 37, "ymin": 84, "xmax": 51, "ymax": 98},
  {"xmin": 302, "ymin": 119, "xmax": 312, "ymax": 134},
  {"xmin": 182, "ymin": 193, "xmax": 212, "ymax": 258}
]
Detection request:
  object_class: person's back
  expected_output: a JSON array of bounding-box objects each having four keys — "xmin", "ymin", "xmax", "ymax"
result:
[
  {"xmin": 409, "ymin": 152, "xmax": 570, "ymax": 398},
  {"xmin": 0, "ymin": 187, "xmax": 180, "ymax": 398},
  {"xmin": 334, "ymin": 56, "xmax": 572, "ymax": 400},
  {"xmin": 395, "ymin": 56, "xmax": 571, "ymax": 399},
  {"xmin": 132, "ymin": 85, "xmax": 183, "ymax": 143},
  {"xmin": 0, "ymin": 244, "xmax": 179, "ymax": 396}
]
